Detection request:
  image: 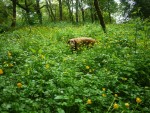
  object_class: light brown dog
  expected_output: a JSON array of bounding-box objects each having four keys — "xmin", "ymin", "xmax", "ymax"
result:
[{"xmin": 68, "ymin": 37, "xmax": 96, "ymax": 52}]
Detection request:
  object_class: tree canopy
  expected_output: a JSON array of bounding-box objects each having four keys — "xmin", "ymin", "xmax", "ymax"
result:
[{"xmin": 0, "ymin": 0, "xmax": 149, "ymax": 33}]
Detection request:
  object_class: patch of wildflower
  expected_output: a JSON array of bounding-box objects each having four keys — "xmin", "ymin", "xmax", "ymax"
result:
[
  {"xmin": 122, "ymin": 77, "xmax": 128, "ymax": 81},
  {"xmin": 89, "ymin": 69, "xmax": 92, "ymax": 73},
  {"xmin": 0, "ymin": 69, "xmax": 4, "ymax": 75},
  {"xmin": 114, "ymin": 94, "xmax": 118, "ymax": 97},
  {"xmin": 102, "ymin": 88, "xmax": 106, "ymax": 91},
  {"xmin": 45, "ymin": 64, "xmax": 50, "ymax": 69},
  {"xmin": 9, "ymin": 63, "xmax": 14, "ymax": 67},
  {"xmin": 113, "ymin": 103, "xmax": 119, "ymax": 109},
  {"xmin": 102, "ymin": 94, "xmax": 106, "ymax": 97},
  {"xmin": 87, "ymin": 99, "xmax": 92, "ymax": 104},
  {"xmin": 136, "ymin": 97, "xmax": 142, "ymax": 103},
  {"xmin": 8, "ymin": 51, "xmax": 12, "ymax": 58},
  {"xmin": 8, "ymin": 51, "xmax": 12, "ymax": 56},
  {"xmin": 86, "ymin": 66, "xmax": 90, "ymax": 69},
  {"xmin": 3, "ymin": 61, "xmax": 7, "ymax": 64},
  {"xmin": 17, "ymin": 83, "xmax": 23, "ymax": 88},
  {"xmin": 41, "ymin": 54, "xmax": 45, "ymax": 59},
  {"xmin": 125, "ymin": 103, "xmax": 130, "ymax": 108}
]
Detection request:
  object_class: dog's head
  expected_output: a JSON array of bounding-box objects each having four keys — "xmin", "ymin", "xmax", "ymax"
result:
[{"xmin": 68, "ymin": 39, "xmax": 76, "ymax": 48}]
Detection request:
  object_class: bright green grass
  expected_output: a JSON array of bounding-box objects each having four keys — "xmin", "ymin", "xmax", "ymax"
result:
[{"xmin": 0, "ymin": 22, "xmax": 150, "ymax": 113}]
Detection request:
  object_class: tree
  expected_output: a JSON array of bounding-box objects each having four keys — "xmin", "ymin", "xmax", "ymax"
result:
[
  {"xmin": 105, "ymin": 0, "xmax": 118, "ymax": 23},
  {"xmin": 75, "ymin": 0, "xmax": 79, "ymax": 23},
  {"xmin": 79, "ymin": 0, "xmax": 85, "ymax": 22},
  {"xmin": 35, "ymin": 0, "xmax": 43, "ymax": 24},
  {"xmin": 87, "ymin": 0, "xmax": 94, "ymax": 23},
  {"xmin": 0, "ymin": 0, "xmax": 11, "ymax": 33},
  {"xmin": 16, "ymin": 0, "xmax": 36, "ymax": 25},
  {"xmin": 45, "ymin": 0, "xmax": 56, "ymax": 21},
  {"xmin": 132, "ymin": 0, "xmax": 150, "ymax": 19},
  {"xmin": 65, "ymin": 0, "xmax": 74, "ymax": 22},
  {"xmin": 11, "ymin": 0, "xmax": 17, "ymax": 27},
  {"xmin": 94, "ymin": 0, "xmax": 106, "ymax": 33},
  {"xmin": 58, "ymin": 0, "xmax": 62, "ymax": 21}
]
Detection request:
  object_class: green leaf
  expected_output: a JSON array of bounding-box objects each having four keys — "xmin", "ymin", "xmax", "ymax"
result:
[
  {"xmin": 57, "ymin": 108, "xmax": 65, "ymax": 113},
  {"xmin": 29, "ymin": 48, "xmax": 36, "ymax": 53},
  {"xmin": 75, "ymin": 98, "xmax": 83, "ymax": 103},
  {"xmin": 54, "ymin": 95, "xmax": 69, "ymax": 100}
]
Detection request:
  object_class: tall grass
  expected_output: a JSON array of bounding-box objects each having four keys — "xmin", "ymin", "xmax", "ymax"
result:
[{"xmin": 0, "ymin": 20, "xmax": 150, "ymax": 113}]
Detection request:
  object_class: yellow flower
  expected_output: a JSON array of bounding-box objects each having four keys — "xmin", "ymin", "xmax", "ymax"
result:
[
  {"xmin": 41, "ymin": 55, "xmax": 45, "ymax": 59},
  {"xmin": 122, "ymin": 77, "xmax": 127, "ymax": 81},
  {"xmin": 136, "ymin": 97, "xmax": 142, "ymax": 103},
  {"xmin": 102, "ymin": 88, "xmax": 106, "ymax": 91},
  {"xmin": 102, "ymin": 93, "xmax": 106, "ymax": 97},
  {"xmin": 0, "ymin": 69, "xmax": 4, "ymax": 75},
  {"xmin": 17, "ymin": 83, "xmax": 22, "ymax": 88},
  {"xmin": 114, "ymin": 94, "xmax": 118, "ymax": 97},
  {"xmin": 125, "ymin": 103, "xmax": 130, "ymax": 108},
  {"xmin": 3, "ymin": 61, "xmax": 7, "ymax": 64},
  {"xmin": 89, "ymin": 69, "xmax": 92, "ymax": 73},
  {"xmin": 113, "ymin": 103, "xmax": 119, "ymax": 109},
  {"xmin": 8, "ymin": 51, "xmax": 11, "ymax": 56},
  {"xmin": 87, "ymin": 99, "xmax": 92, "ymax": 104},
  {"xmin": 86, "ymin": 66, "xmax": 90, "ymax": 69},
  {"xmin": 45, "ymin": 64, "xmax": 50, "ymax": 69},
  {"xmin": 9, "ymin": 64, "xmax": 14, "ymax": 67}
]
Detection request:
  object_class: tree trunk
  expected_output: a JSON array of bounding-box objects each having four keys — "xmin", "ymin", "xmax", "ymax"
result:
[
  {"xmin": 107, "ymin": 0, "xmax": 111, "ymax": 23},
  {"xmin": 36, "ymin": 0, "xmax": 42, "ymax": 24},
  {"xmin": 11, "ymin": 0, "xmax": 16, "ymax": 27},
  {"xmin": 89, "ymin": 1, "xmax": 94, "ymax": 23},
  {"xmin": 71, "ymin": 0, "xmax": 74, "ymax": 22},
  {"xmin": 94, "ymin": 0, "xmax": 106, "ymax": 33},
  {"xmin": 16, "ymin": 0, "xmax": 33, "ymax": 25},
  {"xmin": 80, "ymin": 0, "xmax": 85, "ymax": 22},
  {"xmin": 75, "ymin": 0, "xmax": 79, "ymax": 23},
  {"xmin": 24, "ymin": 0, "xmax": 32, "ymax": 24},
  {"xmin": 66, "ymin": 0, "xmax": 73, "ymax": 22},
  {"xmin": 45, "ymin": 0, "xmax": 51, "ymax": 20},
  {"xmin": 58, "ymin": 0, "xmax": 62, "ymax": 21},
  {"xmin": 46, "ymin": 0, "xmax": 56, "ymax": 21}
]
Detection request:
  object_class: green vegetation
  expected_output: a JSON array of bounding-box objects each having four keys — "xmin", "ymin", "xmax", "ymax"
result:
[{"xmin": 0, "ymin": 19, "xmax": 150, "ymax": 113}]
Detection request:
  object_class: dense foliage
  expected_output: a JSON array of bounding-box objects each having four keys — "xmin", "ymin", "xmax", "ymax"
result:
[
  {"xmin": 0, "ymin": 19, "xmax": 150, "ymax": 112},
  {"xmin": 131, "ymin": 0, "xmax": 150, "ymax": 19}
]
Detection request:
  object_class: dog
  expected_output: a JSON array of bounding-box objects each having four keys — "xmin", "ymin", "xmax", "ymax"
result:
[{"xmin": 68, "ymin": 37, "xmax": 96, "ymax": 52}]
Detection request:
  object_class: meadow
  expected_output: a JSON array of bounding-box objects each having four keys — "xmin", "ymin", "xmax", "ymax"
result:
[{"xmin": 0, "ymin": 20, "xmax": 150, "ymax": 113}]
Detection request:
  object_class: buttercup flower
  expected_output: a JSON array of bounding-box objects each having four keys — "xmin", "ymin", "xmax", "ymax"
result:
[
  {"xmin": 89, "ymin": 69, "xmax": 92, "ymax": 73},
  {"xmin": 122, "ymin": 77, "xmax": 127, "ymax": 81},
  {"xmin": 125, "ymin": 103, "xmax": 130, "ymax": 108},
  {"xmin": 17, "ymin": 83, "xmax": 22, "ymax": 88},
  {"xmin": 136, "ymin": 97, "xmax": 142, "ymax": 103},
  {"xmin": 113, "ymin": 103, "xmax": 119, "ymax": 109},
  {"xmin": 87, "ymin": 99, "xmax": 92, "ymax": 104},
  {"xmin": 102, "ymin": 93, "xmax": 106, "ymax": 97},
  {"xmin": 3, "ymin": 61, "xmax": 7, "ymax": 64},
  {"xmin": 8, "ymin": 51, "xmax": 11, "ymax": 56},
  {"xmin": 0, "ymin": 69, "xmax": 4, "ymax": 75},
  {"xmin": 102, "ymin": 88, "xmax": 106, "ymax": 91},
  {"xmin": 9, "ymin": 64, "xmax": 14, "ymax": 67},
  {"xmin": 114, "ymin": 94, "xmax": 118, "ymax": 97},
  {"xmin": 41, "ymin": 55, "xmax": 45, "ymax": 59},
  {"xmin": 45, "ymin": 64, "xmax": 50, "ymax": 69},
  {"xmin": 86, "ymin": 66, "xmax": 90, "ymax": 69}
]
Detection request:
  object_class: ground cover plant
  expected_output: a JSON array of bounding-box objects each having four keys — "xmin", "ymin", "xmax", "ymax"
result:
[{"xmin": 0, "ymin": 20, "xmax": 150, "ymax": 113}]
